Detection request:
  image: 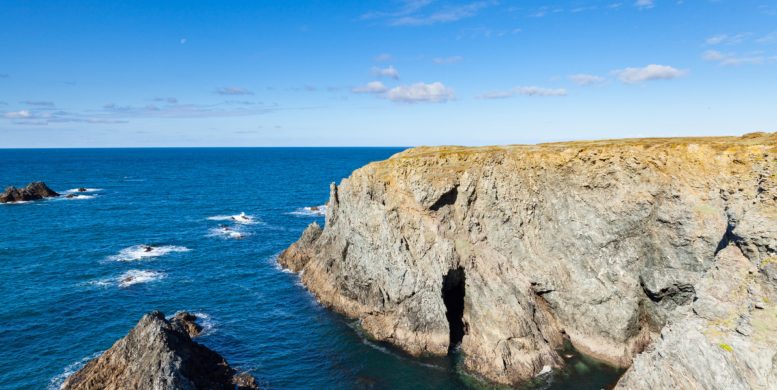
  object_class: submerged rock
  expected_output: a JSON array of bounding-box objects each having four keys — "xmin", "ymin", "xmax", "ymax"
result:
[
  {"xmin": 61, "ymin": 311, "xmax": 258, "ymax": 390},
  {"xmin": 0, "ymin": 181, "xmax": 59, "ymax": 203},
  {"xmin": 279, "ymin": 133, "xmax": 777, "ymax": 388}
]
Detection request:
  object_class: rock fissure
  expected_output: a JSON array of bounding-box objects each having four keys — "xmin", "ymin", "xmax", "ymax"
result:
[{"xmin": 442, "ymin": 267, "xmax": 466, "ymax": 353}]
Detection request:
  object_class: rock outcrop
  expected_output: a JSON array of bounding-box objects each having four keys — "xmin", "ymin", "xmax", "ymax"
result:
[
  {"xmin": 62, "ymin": 311, "xmax": 258, "ymax": 390},
  {"xmin": 279, "ymin": 133, "xmax": 777, "ymax": 388},
  {"xmin": 278, "ymin": 222, "xmax": 322, "ymax": 272},
  {"xmin": 0, "ymin": 181, "xmax": 59, "ymax": 203}
]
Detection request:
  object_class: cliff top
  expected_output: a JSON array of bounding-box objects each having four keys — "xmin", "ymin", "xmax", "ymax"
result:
[{"xmin": 391, "ymin": 132, "xmax": 777, "ymax": 160}]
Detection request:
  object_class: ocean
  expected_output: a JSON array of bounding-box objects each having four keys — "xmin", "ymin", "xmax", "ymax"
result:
[{"xmin": 0, "ymin": 148, "xmax": 623, "ymax": 390}]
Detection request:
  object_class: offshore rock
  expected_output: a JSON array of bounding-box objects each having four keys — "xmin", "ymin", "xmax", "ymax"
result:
[
  {"xmin": 0, "ymin": 181, "xmax": 59, "ymax": 203},
  {"xmin": 279, "ymin": 133, "xmax": 777, "ymax": 388},
  {"xmin": 61, "ymin": 311, "xmax": 258, "ymax": 390},
  {"xmin": 170, "ymin": 311, "xmax": 203, "ymax": 338}
]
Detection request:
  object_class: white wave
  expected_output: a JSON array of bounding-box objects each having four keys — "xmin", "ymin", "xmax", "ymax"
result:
[
  {"xmin": 48, "ymin": 351, "xmax": 103, "ymax": 389},
  {"xmin": 271, "ymin": 256, "xmax": 295, "ymax": 274},
  {"xmin": 1, "ymin": 200, "xmax": 32, "ymax": 205},
  {"xmin": 192, "ymin": 312, "xmax": 216, "ymax": 336},
  {"xmin": 85, "ymin": 279, "xmax": 113, "ymax": 287},
  {"xmin": 207, "ymin": 226, "xmax": 250, "ymax": 240},
  {"xmin": 207, "ymin": 212, "xmax": 258, "ymax": 225},
  {"xmin": 108, "ymin": 245, "xmax": 190, "ymax": 262},
  {"xmin": 289, "ymin": 205, "xmax": 327, "ymax": 217},
  {"xmin": 63, "ymin": 188, "xmax": 102, "ymax": 194},
  {"xmin": 118, "ymin": 270, "xmax": 165, "ymax": 287},
  {"xmin": 61, "ymin": 194, "xmax": 95, "ymax": 200}
]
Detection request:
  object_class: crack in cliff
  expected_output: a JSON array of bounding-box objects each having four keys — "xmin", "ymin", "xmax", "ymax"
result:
[
  {"xmin": 442, "ymin": 267, "xmax": 466, "ymax": 353},
  {"xmin": 714, "ymin": 220, "xmax": 741, "ymax": 256}
]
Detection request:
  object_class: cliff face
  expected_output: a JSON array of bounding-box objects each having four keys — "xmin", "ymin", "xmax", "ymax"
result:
[{"xmin": 280, "ymin": 133, "xmax": 777, "ymax": 388}]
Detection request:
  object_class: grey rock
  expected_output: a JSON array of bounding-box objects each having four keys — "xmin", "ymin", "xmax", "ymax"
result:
[
  {"xmin": 0, "ymin": 181, "xmax": 59, "ymax": 203},
  {"xmin": 170, "ymin": 311, "xmax": 203, "ymax": 338},
  {"xmin": 61, "ymin": 311, "xmax": 258, "ymax": 390}
]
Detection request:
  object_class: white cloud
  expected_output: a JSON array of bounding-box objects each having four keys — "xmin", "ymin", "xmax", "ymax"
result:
[
  {"xmin": 4, "ymin": 110, "xmax": 31, "ymax": 119},
  {"xmin": 634, "ymin": 0, "xmax": 654, "ymax": 9},
  {"xmin": 385, "ymin": 82, "xmax": 454, "ymax": 103},
  {"xmin": 390, "ymin": 1, "xmax": 493, "ymax": 26},
  {"xmin": 352, "ymin": 81, "xmax": 387, "ymax": 93},
  {"xmin": 361, "ymin": 0, "xmax": 433, "ymax": 20},
  {"xmin": 702, "ymin": 50, "xmax": 766, "ymax": 66},
  {"xmin": 374, "ymin": 53, "xmax": 392, "ymax": 62},
  {"xmin": 705, "ymin": 33, "xmax": 749, "ymax": 46},
  {"xmin": 153, "ymin": 97, "xmax": 179, "ymax": 104},
  {"xmin": 372, "ymin": 65, "xmax": 400, "ymax": 79},
  {"xmin": 216, "ymin": 87, "xmax": 254, "ymax": 95},
  {"xmin": 756, "ymin": 31, "xmax": 777, "ymax": 44},
  {"xmin": 21, "ymin": 100, "xmax": 55, "ymax": 107},
  {"xmin": 433, "ymin": 56, "xmax": 463, "ymax": 64},
  {"xmin": 613, "ymin": 64, "xmax": 685, "ymax": 84},
  {"xmin": 477, "ymin": 86, "xmax": 568, "ymax": 99},
  {"xmin": 568, "ymin": 74, "xmax": 606, "ymax": 85},
  {"xmin": 457, "ymin": 27, "xmax": 521, "ymax": 39}
]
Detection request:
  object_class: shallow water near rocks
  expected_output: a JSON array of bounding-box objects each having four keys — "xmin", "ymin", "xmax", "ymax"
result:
[{"xmin": 0, "ymin": 148, "xmax": 624, "ymax": 389}]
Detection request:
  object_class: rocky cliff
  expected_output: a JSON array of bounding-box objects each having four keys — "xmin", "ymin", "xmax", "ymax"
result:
[
  {"xmin": 279, "ymin": 132, "xmax": 777, "ymax": 388},
  {"xmin": 61, "ymin": 311, "xmax": 258, "ymax": 390}
]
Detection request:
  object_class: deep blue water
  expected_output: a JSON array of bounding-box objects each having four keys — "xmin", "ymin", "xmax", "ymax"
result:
[{"xmin": 0, "ymin": 148, "xmax": 623, "ymax": 390}]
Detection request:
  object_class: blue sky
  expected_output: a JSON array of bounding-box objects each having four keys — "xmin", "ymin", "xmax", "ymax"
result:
[{"xmin": 1, "ymin": 0, "xmax": 776, "ymax": 147}]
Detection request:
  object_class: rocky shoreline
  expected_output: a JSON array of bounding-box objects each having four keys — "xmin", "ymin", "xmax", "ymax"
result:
[
  {"xmin": 279, "ymin": 133, "xmax": 777, "ymax": 388},
  {"xmin": 61, "ymin": 311, "xmax": 258, "ymax": 390}
]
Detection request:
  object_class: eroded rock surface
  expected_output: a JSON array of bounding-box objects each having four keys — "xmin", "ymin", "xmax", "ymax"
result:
[
  {"xmin": 62, "ymin": 311, "xmax": 258, "ymax": 390},
  {"xmin": 279, "ymin": 133, "xmax": 777, "ymax": 388},
  {"xmin": 0, "ymin": 181, "xmax": 59, "ymax": 203}
]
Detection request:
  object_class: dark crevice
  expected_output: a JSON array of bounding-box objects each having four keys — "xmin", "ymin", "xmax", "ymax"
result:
[
  {"xmin": 442, "ymin": 267, "xmax": 466, "ymax": 353},
  {"xmin": 715, "ymin": 221, "xmax": 741, "ymax": 256},
  {"xmin": 430, "ymin": 186, "xmax": 458, "ymax": 211},
  {"xmin": 640, "ymin": 280, "xmax": 696, "ymax": 306}
]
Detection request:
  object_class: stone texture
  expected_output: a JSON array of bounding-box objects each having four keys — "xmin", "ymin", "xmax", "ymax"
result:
[
  {"xmin": 0, "ymin": 181, "xmax": 59, "ymax": 203},
  {"xmin": 278, "ymin": 222, "xmax": 322, "ymax": 273},
  {"xmin": 279, "ymin": 133, "xmax": 777, "ymax": 387},
  {"xmin": 170, "ymin": 311, "xmax": 203, "ymax": 338},
  {"xmin": 61, "ymin": 311, "xmax": 258, "ymax": 390}
]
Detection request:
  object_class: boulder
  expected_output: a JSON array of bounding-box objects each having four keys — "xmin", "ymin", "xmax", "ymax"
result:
[
  {"xmin": 0, "ymin": 181, "xmax": 59, "ymax": 203},
  {"xmin": 61, "ymin": 311, "xmax": 258, "ymax": 390},
  {"xmin": 170, "ymin": 311, "xmax": 203, "ymax": 338}
]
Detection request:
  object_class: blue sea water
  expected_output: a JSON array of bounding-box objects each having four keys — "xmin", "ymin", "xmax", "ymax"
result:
[{"xmin": 0, "ymin": 148, "xmax": 623, "ymax": 390}]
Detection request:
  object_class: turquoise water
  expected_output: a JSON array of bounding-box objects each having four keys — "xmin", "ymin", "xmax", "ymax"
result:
[{"xmin": 0, "ymin": 148, "xmax": 623, "ymax": 389}]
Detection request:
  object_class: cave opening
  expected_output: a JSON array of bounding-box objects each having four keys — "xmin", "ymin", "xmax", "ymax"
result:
[{"xmin": 442, "ymin": 267, "xmax": 466, "ymax": 353}]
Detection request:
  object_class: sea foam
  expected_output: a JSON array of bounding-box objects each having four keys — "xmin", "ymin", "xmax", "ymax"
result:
[
  {"xmin": 289, "ymin": 205, "xmax": 327, "ymax": 217},
  {"xmin": 108, "ymin": 245, "xmax": 190, "ymax": 262},
  {"xmin": 48, "ymin": 351, "xmax": 103, "ymax": 389},
  {"xmin": 118, "ymin": 270, "xmax": 165, "ymax": 287},
  {"xmin": 63, "ymin": 188, "xmax": 102, "ymax": 194},
  {"xmin": 208, "ymin": 226, "xmax": 250, "ymax": 240},
  {"xmin": 207, "ymin": 212, "xmax": 258, "ymax": 225}
]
